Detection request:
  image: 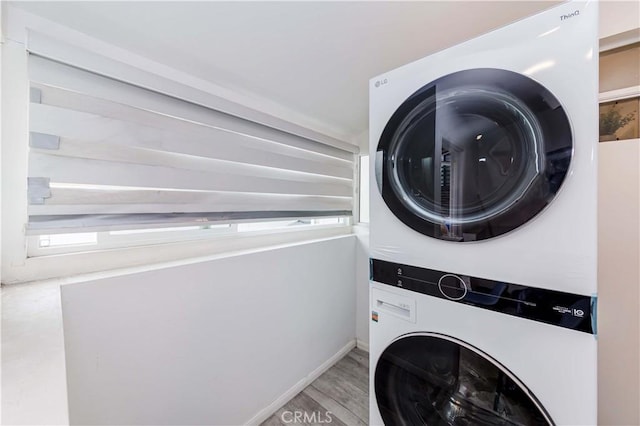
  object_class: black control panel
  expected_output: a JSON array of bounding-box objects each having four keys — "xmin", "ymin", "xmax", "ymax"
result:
[{"xmin": 371, "ymin": 258, "xmax": 596, "ymax": 334}]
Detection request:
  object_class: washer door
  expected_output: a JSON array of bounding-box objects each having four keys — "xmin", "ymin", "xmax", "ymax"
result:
[
  {"xmin": 374, "ymin": 334, "xmax": 553, "ymax": 425},
  {"xmin": 376, "ymin": 69, "xmax": 572, "ymax": 241}
]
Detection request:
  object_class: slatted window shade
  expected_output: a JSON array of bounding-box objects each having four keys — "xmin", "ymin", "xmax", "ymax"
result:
[{"xmin": 26, "ymin": 55, "xmax": 354, "ymax": 235}]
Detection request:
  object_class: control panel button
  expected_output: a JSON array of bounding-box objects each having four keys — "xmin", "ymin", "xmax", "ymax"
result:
[{"xmin": 438, "ymin": 274, "xmax": 468, "ymax": 301}]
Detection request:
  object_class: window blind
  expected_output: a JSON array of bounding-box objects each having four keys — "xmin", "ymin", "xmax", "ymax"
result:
[{"xmin": 27, "ymin": 55, "xmax": 354, "ymax": 234}]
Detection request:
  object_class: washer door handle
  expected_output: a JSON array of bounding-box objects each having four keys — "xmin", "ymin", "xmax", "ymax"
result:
[{"xmin": 375, "ymin": 150, "xmax": 384, "ymax": 194}]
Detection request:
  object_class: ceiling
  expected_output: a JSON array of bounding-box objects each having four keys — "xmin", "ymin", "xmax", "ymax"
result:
[{"xmin": 13, "ymin": 1, "xmax": 572, "ymax": 146}]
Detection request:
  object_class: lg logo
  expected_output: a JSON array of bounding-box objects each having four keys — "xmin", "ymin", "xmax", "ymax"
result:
[{"xmin": 374, "ymin": 78, "xmax": 389, "ymax": 88}]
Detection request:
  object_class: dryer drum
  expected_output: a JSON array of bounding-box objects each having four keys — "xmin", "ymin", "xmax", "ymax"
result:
[
  {"xmin": 376, "ymin": 68, "xmax": 572, "ymax": 242},
  {"xmin": 374, "ymin": 333, "xmax": 553, "ymax": 425}
]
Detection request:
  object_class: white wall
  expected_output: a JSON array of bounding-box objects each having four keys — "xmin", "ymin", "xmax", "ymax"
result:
[
  {"xmin": 354, "ymin": 225, "xmax": 370, "ymax": 350},
  {"xmin": 60, "ymin": 236, "xmax": 356, "ymax": 425},
  {"xmin": 598, "ymin": 139, "xmax": 640, "ymax": 426},
  {"xmin": 1, "ymin": 282, "xmax": 69, "ymax": 425},
  {"xmin": 600, "ymin": 1, "xmax": 640, "ymax": 39}
]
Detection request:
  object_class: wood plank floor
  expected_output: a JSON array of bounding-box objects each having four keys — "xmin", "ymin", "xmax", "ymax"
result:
[{"xmin": 261, "ymin": 348, "xmax": 369, "ymax": 426}]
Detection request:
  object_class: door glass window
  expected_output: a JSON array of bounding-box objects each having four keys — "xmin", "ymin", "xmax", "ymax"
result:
[
  {"xmin": 377, "ymin": 69, "xmax": 572, "ymax": 241},
  {"xmin": 390, "ymin": 88, "xmax": 542, "ymax": 227},
  {"xmin": 374, "ymin": 334, "xmax": 552, "ymax": 425}
]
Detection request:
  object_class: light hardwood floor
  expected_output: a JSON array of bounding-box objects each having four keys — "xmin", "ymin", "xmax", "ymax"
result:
[{"xmin": 261, "ymin": 347, "xmax": 369, "ymax": 426}]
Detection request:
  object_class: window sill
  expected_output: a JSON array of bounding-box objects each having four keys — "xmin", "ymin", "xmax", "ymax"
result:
[{"xmin": 3, "ymin": 226, "xmax": 354, "ymax": 284}]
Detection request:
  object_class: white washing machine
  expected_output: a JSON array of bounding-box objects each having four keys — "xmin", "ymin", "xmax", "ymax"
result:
[
  {"xmin": 369, "ymin": 282, "xmax": 597, "ymax": 425},
  {"xmin": 369, "ymin": 1, "xmax": 598, "ymax": 425},
  {"xmin": 369, "ymin": 1, "xmax": 598, "ymax": 296}
]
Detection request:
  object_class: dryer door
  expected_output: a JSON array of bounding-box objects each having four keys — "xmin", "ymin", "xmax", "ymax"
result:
[
  {"xmin": 376, "ymin": 69, "xmax": 572, "ymax": 241},
  {"xmin": 374, "ymin": 333, "xmax": 553, "ymax": 425}
]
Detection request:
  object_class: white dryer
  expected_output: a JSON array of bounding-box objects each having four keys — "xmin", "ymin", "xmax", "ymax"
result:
[
  {"xmin": 369, "ymin": 1, "xmax": 598, "ymax": 296},
  {"xmin": 369, "ymin": 1, "xmax": 598, "ymax": 425}
]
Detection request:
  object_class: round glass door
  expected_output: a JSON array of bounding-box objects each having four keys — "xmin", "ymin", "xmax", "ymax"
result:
[
  {"xmin": 374, "ymin": 334, "xmax": 553, "ymax": 425},
  {"xmin": 376, "ymin": 69, "xmax": 572, "ymax": 241}
]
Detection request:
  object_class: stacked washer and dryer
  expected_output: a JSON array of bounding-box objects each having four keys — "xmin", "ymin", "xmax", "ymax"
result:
[{"xmin": 368, "ymin": 2, "xmax": 598, "ymax": 425}]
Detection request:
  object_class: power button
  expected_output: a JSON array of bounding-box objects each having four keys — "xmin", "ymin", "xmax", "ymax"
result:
[{"xmin": 437, "ymin": 274, "xmax": 468, "ymax": 301}]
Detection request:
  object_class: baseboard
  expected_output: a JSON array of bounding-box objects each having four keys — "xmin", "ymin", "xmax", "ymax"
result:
[
  {"xmin": 245, "ymin": 339, "xmax": 357, "ymax": 425},
  {"xmin": 356, "ymin": 339, "xmax": 369, "ymax": 353}
]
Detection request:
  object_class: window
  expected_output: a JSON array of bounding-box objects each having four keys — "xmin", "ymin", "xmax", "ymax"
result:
[
  {"xmin": 25, "ymin": 55, "xmax": 356, "ymax": 255},
  {"xmin": 28, "ymin": 217, "xmax": 349, "ymax": 256},
  {"xmin": 2, "ymin": 18, "xmax": 359, "ymax": 283},
  {"xmin": 599, "ymin": 42, "xmax": 640, "ymax": 93},
  {"xmin": 599, "ymin": 42, "xmax": 640, "ymax": 142},
  {"xmin": 599, "ymin": 97, "xmax": 639, "ymax": 142},
  {"xmin": 359, "ymin": 155, "xmax": 370, "ymax": 223}
]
